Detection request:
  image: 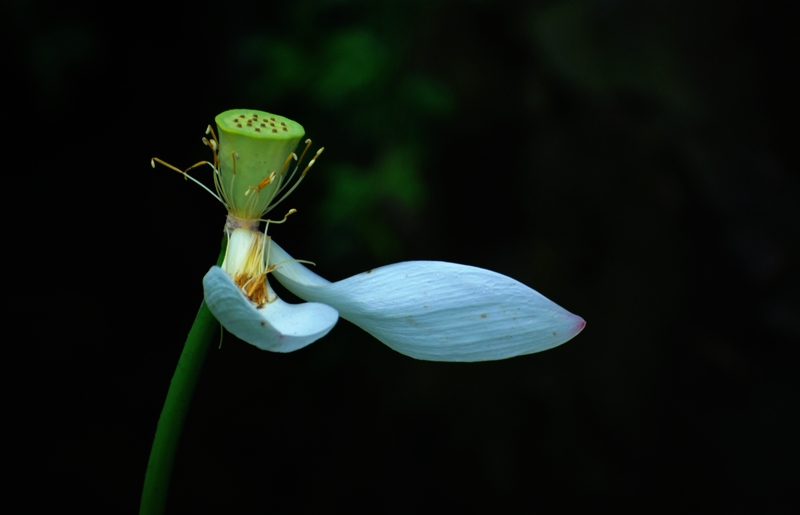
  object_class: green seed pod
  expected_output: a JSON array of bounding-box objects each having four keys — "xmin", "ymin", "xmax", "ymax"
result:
[{"xmin": 215, "ymin": 109, "xmax": 305, "ymax": 220}]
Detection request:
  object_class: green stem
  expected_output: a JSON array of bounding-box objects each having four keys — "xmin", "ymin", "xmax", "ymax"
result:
[{"xmin": 140, "ymin": 239, "xmax": 227, "ymax": 515}]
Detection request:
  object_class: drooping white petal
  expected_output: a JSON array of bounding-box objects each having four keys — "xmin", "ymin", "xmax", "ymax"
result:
[
  {"xmin": 268, "ymin": 240, "xmax": 585, "ymax": 362},
  {"xmin": 203, "ymin": 266, "xmax": 339, "ymax": 352},
  {"xmin": 267, "ymin": 241, "xmax": 332, "ymax": 288}
]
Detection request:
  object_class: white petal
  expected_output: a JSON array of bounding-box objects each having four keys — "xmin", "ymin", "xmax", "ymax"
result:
[
  {"xmin": 202, "ymin": 266, "xmax": 339, "ymax": 352},
  {"xmin": 267, "ymin": 241, "xmax": 331, "ymax": 287},
  {"xmin": 268, "ymin": 240, "xmax": 585, "ymax": 362}
]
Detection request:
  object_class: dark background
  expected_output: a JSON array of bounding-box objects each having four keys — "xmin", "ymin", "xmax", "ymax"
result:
[{"xmin": 11, "ymin": 0, "xmax": 798, "ymax": 511}]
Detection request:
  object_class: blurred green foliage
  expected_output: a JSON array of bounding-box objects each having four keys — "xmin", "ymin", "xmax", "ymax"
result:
[{"xmin": 236, "ymin": 14, "xmax": 456, "ymax": 260}]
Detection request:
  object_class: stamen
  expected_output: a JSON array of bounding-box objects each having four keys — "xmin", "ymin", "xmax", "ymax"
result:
[
  {"xmin": 253, "ymin": 171, "xmax": 277, "ymax": 193},
  {"xmin": 280, "ymin": 153, "xmax": 298, "ymax": 177},
  {"xmin": 202, "ymin": 137, "xmax": 218, "ymax": 153},
  {"xmin": 262, "ymin": 209, "xmax": 297, "ymax": 231},
  {"xmin": 302, "ymin": 147, "xmax": 325, "ymax": 178},
  {"xmin": 264, "ymin": 234, "xmax": 272, "ymax": 274},
  {"xmin": 266, "ymin": 144, "xmax": 323, "ymax": 214},
  {"xmin": 206, "ymin": 125, "xmax": 220, "ymax": 149},
  {"xmin": 269, "ymin": 258, "xmax": 318, "ymax": 271},
  {"xmin": 261, "ymin": 229, "xmax": 316, "ymax": 276},
  {"xmin": 151, "ymin": 157, "xmax": 185, "ymax": 175},
  {"xmin": 295, "ymin": 139, "xmax": 313, "ymax": 169},
  {"xmin": 184, "ymin": 160, "xmax": 213, "ymax": 173},
  {"xmin": 274, "ymin": 140, "xmax": 311, "ymax": 197},
  {"xmin": 237, "ymin": 272, "xmax": 270, "ymax": 306},
  {"xmin": 151, "ymin": 157, "xmax": 226, "ymax": 205},
  {"xmin": 203, "ymin": 125, "xmax": 222, "ymax": 176}
]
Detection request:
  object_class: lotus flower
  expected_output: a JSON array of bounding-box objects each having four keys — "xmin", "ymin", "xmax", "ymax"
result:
[{"xmin": 155, "ymin": 109, "xmax": 585, "ymax": 361}]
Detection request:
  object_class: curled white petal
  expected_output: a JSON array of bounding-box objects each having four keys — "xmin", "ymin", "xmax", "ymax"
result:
[
  {"xmin": 203, "ymin": 266, "xmax": 339, "ymax": 352},
  {"xmin": 268, "ymin": 240, "xmax": 585, "ymax": 362}
]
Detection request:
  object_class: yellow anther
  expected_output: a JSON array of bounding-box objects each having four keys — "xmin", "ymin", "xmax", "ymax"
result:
[
  {"xmin": 256, "ymin": 172, "xmax": 277, "ymax": 191},
  {"xmin": 280, "ymin": 153, "xmax": 297, "ymax": 176}
]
